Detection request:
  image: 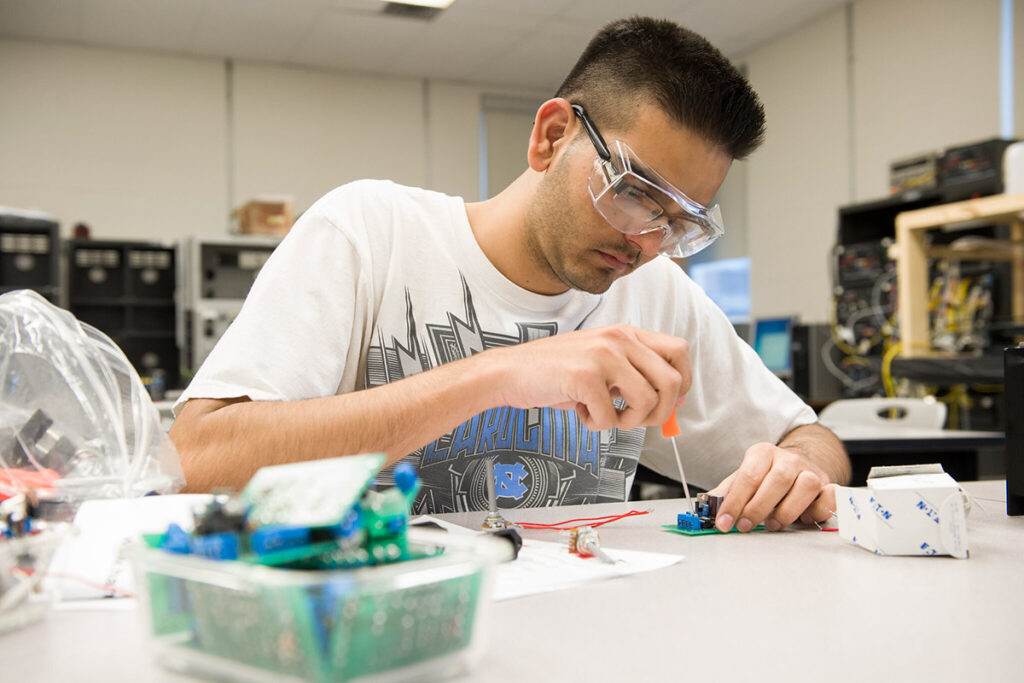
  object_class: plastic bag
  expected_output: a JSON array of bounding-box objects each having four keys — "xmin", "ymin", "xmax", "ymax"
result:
[{"xmin": 0, "ymin": 289, "xmax": 184, "ymax": 502}]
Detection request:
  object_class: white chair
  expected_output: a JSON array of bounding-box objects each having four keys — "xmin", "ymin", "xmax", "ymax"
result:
[{"xmin": 818, "ymin": 397, "xmax": 947, "ymax": 430}]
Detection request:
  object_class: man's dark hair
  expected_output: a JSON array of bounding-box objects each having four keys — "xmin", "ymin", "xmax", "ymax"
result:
[{"xmin": 555, "ymin": 16, "xmax": 765, "ymax": 160}]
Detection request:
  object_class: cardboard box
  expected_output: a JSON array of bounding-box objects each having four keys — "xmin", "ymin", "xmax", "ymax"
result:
[
  {"xmin": 836, "ymin": 464, "xmax": 969, "ymax": 559},
  {"xmin": 231, "ymin": 197, "xmax": 294, "ymax": 237}
]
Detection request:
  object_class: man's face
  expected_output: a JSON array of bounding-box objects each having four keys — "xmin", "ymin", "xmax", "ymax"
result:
[{"xmin": 524, "ymin": 102, "xmax": 732, "ymax": 295}]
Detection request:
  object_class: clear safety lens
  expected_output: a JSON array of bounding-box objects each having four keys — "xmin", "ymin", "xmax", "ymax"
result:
[{"xmin": 587, "ymin": 140, "xmax": 724, "ymax": 258}]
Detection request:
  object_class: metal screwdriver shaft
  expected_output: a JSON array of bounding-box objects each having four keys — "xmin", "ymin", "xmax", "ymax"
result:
[{"xmin": 662, "ymin": 409, "xmax": 694, "ymax": 514}]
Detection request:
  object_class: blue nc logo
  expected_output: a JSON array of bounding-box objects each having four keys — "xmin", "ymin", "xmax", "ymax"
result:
[{"xmin": 494, "ymin": 462, "xmax": 529, "ymax": 500}]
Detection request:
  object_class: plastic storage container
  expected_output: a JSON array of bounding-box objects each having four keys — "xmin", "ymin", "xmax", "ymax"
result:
[
  {"xmin": 137, "ymin": 531, "xmax": 504, "ymax": 682},
  {"xmin": 0, "ymin": 525, "xmax": 68, "ymax": 634}
]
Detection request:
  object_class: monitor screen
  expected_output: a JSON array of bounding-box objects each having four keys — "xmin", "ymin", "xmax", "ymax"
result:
[
  {"xmin": 753, "ymin": 317, "xmax": 794, "ymax": 376},
  {"xmin": 688, "ymin": 257, "xmax": 751, "ymax": 323}
]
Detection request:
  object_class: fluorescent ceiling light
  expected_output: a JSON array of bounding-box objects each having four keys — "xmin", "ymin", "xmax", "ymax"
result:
[{"xmin": 381, "ymin": 0, "xmax": 455, "ymax": 8}]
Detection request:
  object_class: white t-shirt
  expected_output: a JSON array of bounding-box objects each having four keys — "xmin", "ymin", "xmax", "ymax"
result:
[{"xmin": 178, "ymin": 180, "xmax": 817, "ymax": 513}]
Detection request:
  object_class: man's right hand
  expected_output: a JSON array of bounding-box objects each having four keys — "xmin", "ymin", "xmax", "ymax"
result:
[{"xmin": 489, "ymin": 324, "xmax": 691, "ymax": 432}]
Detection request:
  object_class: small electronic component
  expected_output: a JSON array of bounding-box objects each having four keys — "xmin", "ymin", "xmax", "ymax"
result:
[
  {"xmin": 481, "ymin": 458, "xmax": 511, "ymax": 530},
  {"xmin": 677, "ymin": 493, "xmax": 723, "ymax": 532},
  {"xmin": 568, "ymin": 525, "xmax": 615, "ymax": 564},
  {"xmin": 1, "ymin": 492, "xmax": 68, "ymax": 630},
  {"xmin": 480, "ymin": 458, "xmax": 521, "ymax": 560},
  {"xmin": 154, "ymin": 455, "xmax": 428, "ymax": 570}
]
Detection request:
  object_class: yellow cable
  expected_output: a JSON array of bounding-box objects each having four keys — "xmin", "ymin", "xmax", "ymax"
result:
[
  {"xmin": 881, "ymin": 341, "xmax": 903, "ymax": 398},
  {"xmin": 828, "ymin": 297, "xmax": 859, "ymax": 356}
]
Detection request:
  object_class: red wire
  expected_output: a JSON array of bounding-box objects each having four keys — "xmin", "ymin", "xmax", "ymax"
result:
[
  {"xmin": 11, "ymin": 566, "xmax": 135, "ymax": 599},
  {"xmin": 517, "ymin": 509, "xmax": 649, "ymax": 530}
]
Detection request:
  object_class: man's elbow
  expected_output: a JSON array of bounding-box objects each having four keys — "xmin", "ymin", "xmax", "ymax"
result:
[
  {"xmin": 168, "ymin": 398, "xmax": 235, "ymax": 493},
  {"xmin": 169, "ymin": 415, "xmax": 210, "ymax": 493}
]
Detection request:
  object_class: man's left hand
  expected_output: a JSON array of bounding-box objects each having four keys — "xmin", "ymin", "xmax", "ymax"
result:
[{"xmin": 709, "ymin": 442, "xmax": 837, "ymax": 532}]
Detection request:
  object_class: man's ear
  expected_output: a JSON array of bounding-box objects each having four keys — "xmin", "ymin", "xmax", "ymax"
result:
[{"xmin": 527, "ymin": 98, "xmax": 575, "ymax": 172}]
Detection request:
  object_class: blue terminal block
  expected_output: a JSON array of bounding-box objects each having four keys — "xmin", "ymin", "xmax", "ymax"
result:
[
  {"xmin": 190, "ymin": 532, "xmax": 241, "ymax": 560},
  {"xmin": 250, "ymin": 525, "xmax": 312, "ymax": 555},
  {"xmin": 677, "ymin": 511, "xmax": 702, "ymax": 532},
  {"xmin": 160, "ymin": 523, "xmax": 193, "ymax": 554}
]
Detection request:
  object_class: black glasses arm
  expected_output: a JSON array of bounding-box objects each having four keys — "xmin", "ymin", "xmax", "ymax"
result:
[{"xmin": 571, "ymin": 104, "xmax": 612, "ymax": 161}]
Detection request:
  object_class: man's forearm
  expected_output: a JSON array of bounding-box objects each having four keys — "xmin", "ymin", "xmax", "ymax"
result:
[
  {"xmin": 170, "ymin": 324, "xmax": 693, "ymax": 493},
  {"xmin": 171, "ymin": 351, "xmax": 504, "ymax": 493},
  {"xmin": 777, "ymin": 422, "xmax": 851, "ymax": 485}
]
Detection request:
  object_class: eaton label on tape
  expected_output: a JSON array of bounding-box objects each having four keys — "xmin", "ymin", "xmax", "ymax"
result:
[{"xmin": 836, "ymin": 464, "xmax": 969, "ymax": 559}]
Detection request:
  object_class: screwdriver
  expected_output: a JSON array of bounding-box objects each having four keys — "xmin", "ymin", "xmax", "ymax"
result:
[{"xmin": 662, "ymin": 408, "xmax": 694, "ymax": 514}]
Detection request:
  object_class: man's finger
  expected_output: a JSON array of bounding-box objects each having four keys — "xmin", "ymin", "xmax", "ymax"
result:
[
  {"xmin": 715, "ymin": 443, "xmax": 774, "ymax": 532},
  {"xmin": 738, "ymin": 462, "xmax": 801, "ymax": 528},
  {"xmin": 634, "ymin": 328, "xmax": 692, "ymax": 400},
  {"xmin": 807, "ymin": 483, "xmax": 839, "ymax": 523},
  {"xmin": 767, "ymin": 469, "xmax": 824, "ymax": 528}
]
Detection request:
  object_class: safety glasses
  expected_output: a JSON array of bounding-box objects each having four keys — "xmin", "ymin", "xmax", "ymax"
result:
[{"xmin": 572, "ymin": 104, "xmax": 724, "ymax": 258}]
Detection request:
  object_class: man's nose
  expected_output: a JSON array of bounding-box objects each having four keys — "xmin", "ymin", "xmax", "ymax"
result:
[{"xmin": 625, "ymin": 229, "xmax": 664, "ymax": 258}]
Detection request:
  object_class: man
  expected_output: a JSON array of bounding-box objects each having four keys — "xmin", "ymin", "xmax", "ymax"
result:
[{"xmin": 171, "ymin": 16, "xmax": 850, "ymax": 533}]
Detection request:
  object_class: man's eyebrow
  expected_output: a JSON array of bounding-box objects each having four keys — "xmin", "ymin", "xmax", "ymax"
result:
[{"xmin": 629, "ymin": 163, "xmax": 658, "ymax": 186}]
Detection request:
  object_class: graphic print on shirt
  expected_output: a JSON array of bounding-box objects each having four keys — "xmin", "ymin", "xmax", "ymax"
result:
[{"xmin": 365, "ymin": 276, "xmax": 644, "ymax": 514}]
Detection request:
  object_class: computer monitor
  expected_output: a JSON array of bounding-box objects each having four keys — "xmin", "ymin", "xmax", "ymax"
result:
[
  {"xmin": 687, "ymin": 257, "xmax": 751, "ymax": 324},
  {"xmin": 753, "ymin": 317, "xmax": 795, "ymax": 378}
]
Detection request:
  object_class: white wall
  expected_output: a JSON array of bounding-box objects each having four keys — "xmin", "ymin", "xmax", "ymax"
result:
[
  {"xmin": 0, "ymin": 39, "xmax": 547, "ymax": 241},
  {"xmin": 743, "ymin": 8, "xmax": 851, "ymax": 322},
  {"xmin": 426, "ymin": 81, "xmax": 486, "ymax": 200},
  {"xmin": 740, "ymin": 0, "xmax": 1007, "ymax": 322},
  {"xmin": 0, "ymin": 40, "xmax": 227, "ymax": 241},
  {"xmin": 484, "ymin": 107, "xmax": 538, "ymax": 200},
  {"xmin": 852, "ymin": 0, "xmax": 1001, "ymax": 200},
  {"xmin": 231, "ymin": 62, "xmax": 427, "ymax": 216}
]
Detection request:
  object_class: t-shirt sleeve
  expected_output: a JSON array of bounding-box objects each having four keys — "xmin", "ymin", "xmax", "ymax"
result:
[
  {"xmin": 639, "ymin": 269, "xmax": 819, "ymax": 490},
  {"xmin": 174, "ymin": 207, "xmax": 367, "ymax": 415}
]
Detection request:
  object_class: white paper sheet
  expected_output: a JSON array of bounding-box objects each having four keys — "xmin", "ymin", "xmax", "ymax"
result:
[
  {"xmin": 412, "ymin": 516, "xmax": 684, "ymax": 601},
  {"xmin": 47, "ymin": 494, "xmax": 212, "ymax": 600}
]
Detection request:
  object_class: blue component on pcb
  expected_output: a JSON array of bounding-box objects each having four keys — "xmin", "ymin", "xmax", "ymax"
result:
[
  {"xmin": 393, "ymin": 462, "xmax": 419, "ymax": 494},
  {"xmin": 332, "ymin": 507, "xmax": 362, "ymax": 539},
  {"xmin": 677, "ymin": 512, "xmax": 702, "ymax": 531},
  {"xmin": 160, "ymin": 523, "xmax": 192, "ymax": 554},
  {"xmin": 250, "ymin": 525, "xmax": 312, "ymax": 555},
  {"xmin": 190, "ymin": 532, "xmax": 240, "ymax": 560}
]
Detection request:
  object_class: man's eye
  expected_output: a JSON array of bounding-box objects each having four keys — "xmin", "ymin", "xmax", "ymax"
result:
[
  {"xmin": 620, "ymin": 185, "xmax": 653, "ymax": 204},
  {"xmin": 616, "ymin": 186, "xmax": 664, "ymax": 222}
]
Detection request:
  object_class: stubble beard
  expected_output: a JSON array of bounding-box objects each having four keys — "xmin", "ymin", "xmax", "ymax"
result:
[{"xmin": 526, "ymin": 154, "xmax": 628, "ymax": 295}]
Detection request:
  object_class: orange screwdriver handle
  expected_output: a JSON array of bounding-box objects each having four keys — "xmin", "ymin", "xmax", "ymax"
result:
[{"xmin": 661, "ymin": 408, "xmax": 681, "ymax": 438}]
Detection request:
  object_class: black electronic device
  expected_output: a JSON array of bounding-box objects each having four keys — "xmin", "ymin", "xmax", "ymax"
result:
[
  {"xmin": 832, "ymin": 157, "xmax": 1009, "ymax": 400},
  {"xmin": 200, "ymin": 241, "xmax": 273, "ymax": 299},
  {"xmin": 67, "ymin": 240, "xmax": 180, "ymax": 390},
  {"xmin": 939, "ymin": 138, "xmax": 1014, "ymax": 191},
  {"xmin": 0, "ymin": 212, "xmax": 61, "ymax": 303},
  {"xmin": 1005, "ymin": 344, "xmax": 1024, "ymax": 516},
  {"xmin": 791, "ymin": 324, "xmax": 844, "ymax": 403}
]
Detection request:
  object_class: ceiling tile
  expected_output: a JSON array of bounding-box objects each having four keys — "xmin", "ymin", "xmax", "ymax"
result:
[
  {"xmin": 288, "ymin": 8, "xmax": 427, "ymax": 73},
  {"xmin": 0, "ymin": 0, "xmax": 83, "ymax": 42},
  {"xmin": 190, "ymin": 0, "xmax": 325, "ymax": 63},
  {"xmin": 471, "ymin": 21, "xmax": 596, "ymax": 91},
  {"xmin": 78, "ymin": 0, "xmax": 203, "ymax": 53},
  {"xmin": 385, "ymin": 19, "xmax": 527, "ymax": 82},
  {"xmin": 557, "ymin": 0, "xmax": 701, "ymax": 27},
  {"xmin": 0, "ymin": 0, "xmax": 856, "ymax": 90}
]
